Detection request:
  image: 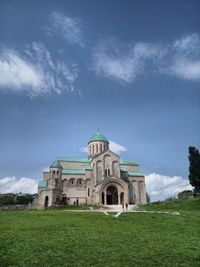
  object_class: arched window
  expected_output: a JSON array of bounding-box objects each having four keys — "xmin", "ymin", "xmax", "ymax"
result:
[
  {"xmin": 53, "ymin": 170, "xmax": 55, "ymax": 175},
  {"xmin": 104, "ymin": 169, "xmax": 110, "ymax": 177},
  {"xmin": 69, "ymin": 178, "xmax": 75, "ymax": 185},
  {"xmin": 57, "ymin": 170, "xmax": 59, "ymax": 175},
  {"xmin": 77, "ymin": 179, "xmax": 83, "ymax": 187},
  {"xmin": 96, "ymin": 144, "xmax": 98, "ymax": 153}
]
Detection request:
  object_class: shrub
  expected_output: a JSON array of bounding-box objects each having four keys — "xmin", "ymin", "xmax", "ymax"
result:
[{"xmin": 178, "ymin": 190, "xmax": 193, "ymax": 199}]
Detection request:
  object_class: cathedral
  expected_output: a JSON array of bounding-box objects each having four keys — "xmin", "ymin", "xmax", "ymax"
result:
[{"xmin": 36, "ymin": 130, "xmax": 147, "ymax": 208}]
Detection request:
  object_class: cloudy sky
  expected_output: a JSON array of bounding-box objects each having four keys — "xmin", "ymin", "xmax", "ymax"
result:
[{"xmin": 0, "ymin": 0, "xmax": 199, "ymax": 201}]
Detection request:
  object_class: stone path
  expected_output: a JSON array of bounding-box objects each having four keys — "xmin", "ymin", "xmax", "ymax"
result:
[{"xmin": 62, "ymin": 209, "xmax": 180, "ymax": 217}]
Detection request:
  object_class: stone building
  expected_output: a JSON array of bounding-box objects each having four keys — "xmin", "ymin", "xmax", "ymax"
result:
[{"xmin": 37, "ymin": 130, "xmax": 147, "ymax": 208}]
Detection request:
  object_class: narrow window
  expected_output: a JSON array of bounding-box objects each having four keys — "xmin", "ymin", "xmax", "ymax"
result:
[
  {"xmin": 53, "ymin": 170, "xmax": 55, "ymax": 175},
  {"xmin": 100, "ymin": 144, "xmax": 102, "ymax": 152},
  {"xmin": 92, "ymin": 145, "xmax": 94, "ymax": 153},
  {"xmin": 88, "ymin": 187, "xmax": 90, "ymax": 197},
  {"xmin": 96, "ymin": 144, "xmax": 98, "ymax": 153},
  {"xmin": 55, "ymin": 179, "xmax": 58, "ymax": 187},
  {"xmin": 108, "ymin": 169, "xmax": 110, "ymax": 177},
  {"xmin": 57, "ymin": 170, "xmax": 59, "ymax": 175}
]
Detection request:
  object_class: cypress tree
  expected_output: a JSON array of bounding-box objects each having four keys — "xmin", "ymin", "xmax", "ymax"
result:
[{"xmin": 188, "ymin": 146, "xmax": 200, "ymax": 193}]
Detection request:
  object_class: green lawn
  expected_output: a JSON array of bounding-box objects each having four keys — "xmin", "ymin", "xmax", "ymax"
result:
[{"xmin": 1, "ymin": 199, "xmax": 200, "ymax": 267}]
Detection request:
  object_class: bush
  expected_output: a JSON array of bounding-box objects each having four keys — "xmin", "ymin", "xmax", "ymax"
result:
[
  {"xmin": 16, "ymin": 195, "xmax": 33, "ymax": 205},
  {"xmin": 178, "ymin": 190, "xmax": 193, "ymax": 199}
]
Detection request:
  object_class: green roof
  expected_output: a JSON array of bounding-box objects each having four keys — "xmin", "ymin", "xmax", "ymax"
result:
[
  {"xmin": 120, "ymin": 160, "xmax": 139, "ymax": 165},
  {"xmin": 50, "ymin": 160, "xmax": 62, "ymax": 168},
  {"xmin": 62, "ymin": 169, "xmax": 85, "ymax": 175},
  {"xmin": 88, "ymin": 130, "xmax": 109, "ymax": 143},
  {"xmin": 120, "ymin": 167, "xmax": 128, "ymax": 172},
  {"xmin": 57, "ymin": 157, "xmax": 91, "ymax": 163},
  {"xmin": 128, "ymin": 172, "xmax": 145, "ymax": 177},
  {"xmin": 38, "ymin": 180, "xmax": 47, "ymax": 188},
  {"xmin": 83, "ymin": 165, "xmax": 93, "ymax": 170}
]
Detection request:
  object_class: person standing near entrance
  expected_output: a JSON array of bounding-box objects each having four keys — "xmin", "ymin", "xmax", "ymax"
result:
[{"xmin": 125, "ymin": 203, "xmax": 128, "ymax": 211}]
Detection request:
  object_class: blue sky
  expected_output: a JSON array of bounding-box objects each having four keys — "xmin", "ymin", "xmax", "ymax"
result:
[{"xmin": 0, "ymin": 0, "xmax": 199, "ymax": 200}]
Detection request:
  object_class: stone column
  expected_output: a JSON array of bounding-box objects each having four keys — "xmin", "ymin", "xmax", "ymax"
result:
[
  {"xmin": 118, "ymin": 193, "xmax": 121, "ymax": 205},
  {"xmin": 104, "ymin": 193, "xmax": 107, "ymax": 205}
]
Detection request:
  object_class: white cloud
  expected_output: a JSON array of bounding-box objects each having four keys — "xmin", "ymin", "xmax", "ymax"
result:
[
  {"xmin": 93, "ymin": 33, "xmax": 200, "ymax": 82},
  {"xmin": 0, "ymin": 177, "xmax": 38, "ymax": 194},
  {"xmin": 165, "ymin": 34, "xmax": 200, "ymax": 81},
  {"xmin": 169, "ymin": 59, "xmax": 200, "ymax": 81},
  {"xmin": 80, "ymin": 146, "xmax": 88, "ymax": 153},
  {"xmin": 109, "ymin": 140, "xmax": 127, "ymax": 155},
  {"xmin": 50, "ymin": 11, "xmax": 84, "ymax": 47},
  {"xmin": 0, "ymin": 51, "xmax": 42, "ymax": 92},
  {"xmin": 93, "ymin": 39, "xmax": 160, "ymax": 83},
  {"xmin": 173, "ymin": 33, "xmax": 200, "ymax": 54},
  {"xmin": 0, "ymin": 43, "xmax": 78, "ymax": 96},
  {"xmin": 146, "ymin": 173, "xmax": 192, "ymax": 202}
]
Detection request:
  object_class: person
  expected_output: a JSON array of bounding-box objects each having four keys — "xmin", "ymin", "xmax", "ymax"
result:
[
  {"xmin": 122, "ymin": 203, "xmax": 124, "ymax": 211},
  {"xmin": 125, "ymin": 203, "xmax": 128, "ymax": 211}
]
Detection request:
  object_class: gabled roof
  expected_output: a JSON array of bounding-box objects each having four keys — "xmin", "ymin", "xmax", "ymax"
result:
[
  {"xmin": 90, "ymin": 149, "xmax": 120, "ymax": 162},
  {"xmin": 88, "ymin": 130, "xmax": 109, "ymax": 144},
  {"xmin": 57, "ymin": 157, "xmax": 91, "ymax": 163}
]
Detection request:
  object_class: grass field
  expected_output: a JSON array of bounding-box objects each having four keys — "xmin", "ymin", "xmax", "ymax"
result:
[{"xmin": 1, "ymin": 199, "xmax": 200, "ymax": 267}]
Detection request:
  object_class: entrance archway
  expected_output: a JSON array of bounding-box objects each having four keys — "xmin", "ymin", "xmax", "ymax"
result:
[
  {"xmin": 44, "ymin": 196, "xmax": 49, "ymax": 207},
  {"xmin": 102, "ymin": 192, "xmax": 105, "ymax": 205},
  {"xmin": 106, "ymin": 186, "xmax": 118, "ymax": 204}
]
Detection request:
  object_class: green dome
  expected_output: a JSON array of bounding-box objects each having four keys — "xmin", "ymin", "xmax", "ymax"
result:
[
  {"xmin": 88, "ymin": 130, "xmax": 109, "ymax": 144},
  {"xmin": 50, "ymin": 160, "xmax": 62, "ymax": 169}
]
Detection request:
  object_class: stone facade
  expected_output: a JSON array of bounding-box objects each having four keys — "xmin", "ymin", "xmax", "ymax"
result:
[{"xmin": 36, "ymin": 131, "xmax": 147, "ymax": 208}]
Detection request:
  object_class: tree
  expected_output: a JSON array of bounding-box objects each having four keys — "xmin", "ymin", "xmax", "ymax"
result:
[{"xmin": 188, "ymin": 146, "xmax": 200, "ymax": 193}]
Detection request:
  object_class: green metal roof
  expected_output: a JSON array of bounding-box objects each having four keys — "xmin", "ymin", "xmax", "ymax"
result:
[
  {"xmin": 50, "ymin": 160, "xmax": 62, "ymax": 168},
  {"xmin": 120, "ymin": 167, "xmax": 128, "ymax": 172},
  {"xmin": 120, "ymin": 160, "xmax": 139, "ymax": 165},
  {"xmin": 128, "ymin": 172, "xmax": 145, "ymax": 177},
  {"xmin": 62, "ymin": 169, "xmax": 85, "ymax": 175},
  {"xmin": 88, "ymin": 130, "xmax": 109, "ymax": 144},
  {"xmin": 57, "ymin": 157, "xmax": 91, "ymax": 163},
  {"xmin": 38, "ymin": 180, "xmax": 47, "ymax": 188},
  {"xmin": 83, "ymin": 165, "xmax": 93, "ymax": 170}
]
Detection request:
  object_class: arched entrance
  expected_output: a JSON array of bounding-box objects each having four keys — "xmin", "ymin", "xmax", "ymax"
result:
[
  {"xmin": 106, "ymin": 186, "xmax": 118, "ymax": 204},
  {"xmin": 102, "ymin": 192, "xmax": 105, "ymax": 205},
  {"xmin": 44, "ymin": 196, "xmax": 49, "ymax": 207}
]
